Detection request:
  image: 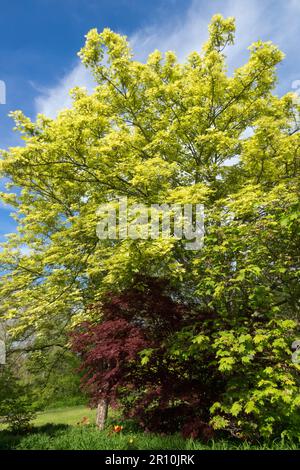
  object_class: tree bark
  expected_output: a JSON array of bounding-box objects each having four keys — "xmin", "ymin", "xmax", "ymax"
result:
[{"xmin": 96, "ymin": 399, "xmax": 108, "ymax": 430}]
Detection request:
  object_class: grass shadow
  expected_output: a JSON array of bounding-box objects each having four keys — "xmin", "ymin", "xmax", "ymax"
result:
[{"xmin": 0, "ymin": 423, "xmax": 70, "ymax": 450}]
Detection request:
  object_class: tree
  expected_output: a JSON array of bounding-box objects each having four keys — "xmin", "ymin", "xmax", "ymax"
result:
[
  {"xmin": 0, "ymin": 15, "xmax": 299, "ymax": 440},
  {"xmin": 71, "ymin": 277, "xmax": 216, "ymax": 440}
]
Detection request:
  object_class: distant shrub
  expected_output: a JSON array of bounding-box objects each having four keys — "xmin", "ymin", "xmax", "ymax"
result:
[{"xmin": 0, "ymin": 367, "xmax": 36, "ymax": 433}]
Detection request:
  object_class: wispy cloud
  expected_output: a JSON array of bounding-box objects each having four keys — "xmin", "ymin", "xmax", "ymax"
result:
[
  {"xmin": 35, "ymin": 0, "xmax": 300, "ymax": 118},
  {"xmin": 131, "ymin": 0, "xmax": 299, "ymax": 71},
  {"xmin": 35, "ymin": 61, "xmax": 95, "ymax": 118},
  {"xmin": 130, "ymin": 1, "xmax": 208, "ymax": 62}
]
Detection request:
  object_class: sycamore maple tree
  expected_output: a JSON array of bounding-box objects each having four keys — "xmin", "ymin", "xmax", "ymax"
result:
[{"xmin": 0, "ymin": 15, "xmax": 299, "ymax": 440}]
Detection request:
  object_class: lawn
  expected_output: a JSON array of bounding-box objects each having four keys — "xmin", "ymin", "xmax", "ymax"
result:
[
  {"xmin": 0, "ymin": 405, "xmax": 299, "ymax": 450},
  {"xmin": 34, "ymin": 405, "xmax": 97, "ymax": 427}
]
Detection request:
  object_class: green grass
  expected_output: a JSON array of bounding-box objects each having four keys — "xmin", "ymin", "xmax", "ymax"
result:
[
  {"xmin": 0, "ymin": 405, "xmax": 299, "ymax": 450},
  {"xmin": 0, "ymin": 405, "xmax": 97, "ymax": 431},
  {"xmin": 34, "ymin": 405, "xmax": 97, "ymax": 427}
]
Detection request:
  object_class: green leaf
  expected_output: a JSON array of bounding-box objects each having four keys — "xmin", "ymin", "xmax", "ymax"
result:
[{"xmin": 230, "ymin": 402, "xmax": 242, "ymax": 417}]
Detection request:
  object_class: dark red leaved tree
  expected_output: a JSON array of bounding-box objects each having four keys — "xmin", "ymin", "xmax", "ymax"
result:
[{"xmin": 71, "ymin": 277, "xmax": 219, "ymax": 440}]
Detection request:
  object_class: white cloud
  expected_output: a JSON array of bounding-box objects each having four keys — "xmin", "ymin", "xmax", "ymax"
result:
[
  {"xmin": 131, "ymin": 0, "xmax": 300, "ymax": 70},
  {"xmin": 35, "ymin": 0, "xmax": 300, "ymax": 118},
  {"xmin": 130, "ymin": 0, "xmax": 270, "ymax": 68},
  {"xmin": 35, "ymin": 61, "xmax": 95, "ymax": 118},
  {"xmin": 130, "ymin": 2, "xmax": 208, "ymax": 62}
]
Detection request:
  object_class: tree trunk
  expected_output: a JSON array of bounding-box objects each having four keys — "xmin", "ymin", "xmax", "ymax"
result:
[{"xmin": 96, "ymin": 399, "xmax": 108, "ymax": 430}]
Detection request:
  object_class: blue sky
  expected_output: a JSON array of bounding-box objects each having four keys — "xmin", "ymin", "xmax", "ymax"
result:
[{"xmin": 0, "ymin": 0, "xmax": 300, "ymax": 242}]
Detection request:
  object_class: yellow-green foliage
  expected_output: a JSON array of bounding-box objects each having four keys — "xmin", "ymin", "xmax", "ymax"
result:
[{"xmin": 0, "ymin": 15, "xmax": 299, "ymax": 440}]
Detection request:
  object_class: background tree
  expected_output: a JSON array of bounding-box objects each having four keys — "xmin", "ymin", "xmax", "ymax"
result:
[{"xmin": 0, "ymin": 364, "xmax": 37, "ymax": 433}]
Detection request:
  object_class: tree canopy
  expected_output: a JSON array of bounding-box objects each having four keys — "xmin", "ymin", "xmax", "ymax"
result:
[{"xmin": 0, "ymin": 15, "xmax": 299, "ymax": 440}]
